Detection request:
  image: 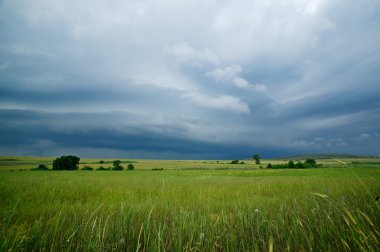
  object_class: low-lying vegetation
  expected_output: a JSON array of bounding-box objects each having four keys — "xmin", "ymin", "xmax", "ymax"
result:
[
  {"xmin": 81, "ymin": 165, "xmax": 94, "ymax": 171},
  {"xmin": 151, "ymin": 167, "xmax": 164, "ymax": 171},
  {"xmin": 96, "ymin": 166, "xmax": 111, "ymax": 171},
  {"xmin": 267, "ymin": 159, "xmax": 322, "ymax": 169},
  {"xmin": 30, "ymin": 164, "xmax": 49, "ymax": 171}
]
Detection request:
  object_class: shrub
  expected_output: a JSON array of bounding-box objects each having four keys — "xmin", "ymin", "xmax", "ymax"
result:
[
  {"xmin": 96, "ymin": 166, "xmax": 111, "ymax": 171},
  {"xmin": 31, "ymin": 164, "xmax": 48, "ymax": 171},
  {"xmin": 52, "ymin": 155, "xmax": 80, "ymax": 170},
  {"xmin": 81, "ymin": 166, "xmax": 93, "ymax": 171},
  {"xmin": 231, "ymin": 160, "xmax": 239, "ymax": 164},
  {"xmin": 295, "ymin": 161, "xmax": 305, "ymax": 169},
  {"xmin": 127, "ymin": 164, "xmax": 134, "ymax": 170},
  {"xmin": 288, "ymin": 160, "xmax": 295, "ymax": 168},
  {"xmin": 305, "ymin": 159, "xmax": 317, "ymax": 167},
  {"xmin": 152, "ymin": 168, "xmax": 164, "ymax": 171},
  {"xmin": 112, "ymin": 166, "xmax": 124, "ymax": 171},
  {"xmin": 267, "ymin": 159, "xmax": 321, "ymax": 169},
  {"xmin": 112, "ymin": 160, "xmax": 123, "ymax": 170},
  {"xmin": 99, "ymin": 160, "xmax": 105, "ymax": 164}
]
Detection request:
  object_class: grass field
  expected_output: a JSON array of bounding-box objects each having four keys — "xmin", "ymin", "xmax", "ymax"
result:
[{"xmin": 1, "ymin": 156, "xmax": 379, "ymax": 251}]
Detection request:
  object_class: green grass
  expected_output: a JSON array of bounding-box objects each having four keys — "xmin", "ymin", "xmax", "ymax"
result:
[{"xmin": 0, "ymin": 156, "xmax": 379, "ymax": 251}]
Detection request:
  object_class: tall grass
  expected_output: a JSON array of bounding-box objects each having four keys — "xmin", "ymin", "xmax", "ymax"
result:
[{"xmin": 0, "ymin": 168, "xmax": 379, "ymax": 251}]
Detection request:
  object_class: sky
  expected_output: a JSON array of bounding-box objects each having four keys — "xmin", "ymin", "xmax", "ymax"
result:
[{"xmin": 0, "ymin": 0, "xmax": 380, "ymax": 159}]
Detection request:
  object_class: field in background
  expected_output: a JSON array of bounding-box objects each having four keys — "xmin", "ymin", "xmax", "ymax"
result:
[
  {"xmin": 0, "ymin": 156, "xmax": 379, "ymax": 251},
  {"xmin": 1, "ymin": 155, "xmax": 380, "ymax": 171}
]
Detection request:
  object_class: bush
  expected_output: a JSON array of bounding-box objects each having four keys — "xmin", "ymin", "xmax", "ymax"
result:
[
  {"xmin": 112, "ymin": 160, "xmax": 123, "ymax": 170},
  {"xmin": 31, "ymin": 164, "xmax": 48, "ymax": 171},
  {"xmin": 152, "ymin": 168, "xmax": 163, "ymax": 171},
  {"xmin": 81, "ymin": 166, "xmax": 93, "ymax": 171},
  {"xmin": 99, "ymin": 160, "xmax": 105, "ymax": 164},
  {"xmin": 52, "ymin": 155, "xmax": 80, "ymax": 170},
  {"xmin": 295, "ymin": 161, "xmax": 306, "ymax": 169},
  {"xmin": 266, "ymin": 163, "xmax": 272, "ymax": 168},
  {"xmin": 231, "ymin": 160, "xmax": 240, "ymax": 164},
  {"xmin": 96, "ymin": 166, "xmax": 111, "ymax": 171},
  {"xmin": 305, "ymin": 159, "xmax": 317, "ymax": 167},
  {"xmin": 288, "ymin": 160, "xmax": 295, "ymax": 168},
  {"xmin": 112, "ymin": 166, "xmax": 124, "ymax": 171},
  {"xmin": 127, "ymin": 164, "xmax": 134, "ymax": 170}
]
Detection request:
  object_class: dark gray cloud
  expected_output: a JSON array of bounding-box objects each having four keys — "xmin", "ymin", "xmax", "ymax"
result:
[{"xmin": 0, "ymin": 0, "xmax": 379, "ymax": 158}]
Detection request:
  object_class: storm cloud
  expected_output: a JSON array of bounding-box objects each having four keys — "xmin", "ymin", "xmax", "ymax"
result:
[{"xmin": 0, "ymin": 0, "xmax": 379, "ymax": 158}]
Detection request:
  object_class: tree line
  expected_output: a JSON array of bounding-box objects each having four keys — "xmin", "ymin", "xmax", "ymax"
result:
[{"xmin": 32, "ymin": 156, "xmax": 134, "ymax": 171}]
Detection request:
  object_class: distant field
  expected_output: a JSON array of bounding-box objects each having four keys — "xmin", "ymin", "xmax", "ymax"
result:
[
  {"xmin": 1, "ymin": 155, "xmax": 380, "ymax": 171},
  {"xmin": 0, "ymin": 156, "xmax": 379, "ymax": 251}
]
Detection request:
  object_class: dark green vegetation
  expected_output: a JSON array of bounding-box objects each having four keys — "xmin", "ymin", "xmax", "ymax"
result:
[
  {"xmin": 252, "ymin": 154, "xmax": 261, "ymax": 164},
  {"xmin": 30, "ymin": 164, "xmax": 49, "ymax": 171},
  {"xmin": 52, "ymin": 155, "xmax": 80, "ymax": 170},
  {"xmin": 267, "ymin": 159, "xmax": 321, "ymax": 169},
  {"xmin": 0, "ymin": 156, "xmax": 379, "ymax": 251},
  {"xmin": 112, "ymin": 160, "xmax": 124, "ymax": 171},
  {"xmin": 127, "ymin": 163, "xmax": 135, "ymax": 171},
  {"xmin": 81, "ymin": 166, "xmax": 94, "ymax": 171}
]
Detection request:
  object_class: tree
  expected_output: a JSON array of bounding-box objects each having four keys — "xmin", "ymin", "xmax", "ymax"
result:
[
  {"xmin": 127, "ymin": 164, "xmax": 134, "ymax": 171},
  {"xmin": 253, "ymin": 154, "xmax": 261, "ymax": 164},
  {"xmin": 112, "ymin": 160, "xmax": 123, "ymax": 171},
  {"xmin": 52, "ymin": 155, "xmax": 80, "ymax": 170}
]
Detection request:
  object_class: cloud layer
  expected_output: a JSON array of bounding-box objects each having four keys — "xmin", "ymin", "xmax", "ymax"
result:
[{"xmin": 1, "ymin": 0, "xmax": 379, "ymax": 158}]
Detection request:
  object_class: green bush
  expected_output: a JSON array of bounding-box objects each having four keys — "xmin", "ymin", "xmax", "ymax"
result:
[
  {"xmin": 81, "ymin": 166, "xmax": 93, "ymax": 171},
  {"xmin": 112, "ymin": 166, "xmax": 124, "ymax": 171},
  {"xmin": 96, "ymin": 166, "xmax": 111, "ymax": 171},
  {"xmin": 305, "ymin": 159, "xmax": 317, "ymax": 167},
  {"xmin": 31, "ymin": 164, "xmax": 49, "ymax": 171},
  {"xmin": 288, "ymin": 160, "xmax": 295, "ymax": 168},
  {"xmin": 127, "ymin": 164, "xmax": 134, "ymax": 170},
  {"xmin": 295, "ymin": 161, "xmax": 306, "ymax": 169},
  {"xmin": 112, "ymin": 160, "xmax": 123, "ymax": 170}
]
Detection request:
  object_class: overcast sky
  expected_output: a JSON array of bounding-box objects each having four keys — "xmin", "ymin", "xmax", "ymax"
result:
[{"xmin": 0, "ymin": 0, "xmax": 379, "ymax": 159}]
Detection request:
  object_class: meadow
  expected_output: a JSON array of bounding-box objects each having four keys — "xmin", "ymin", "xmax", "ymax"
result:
[{"xmin": 0, "ymin": 156, "xmax": 379, "ymax": 251}]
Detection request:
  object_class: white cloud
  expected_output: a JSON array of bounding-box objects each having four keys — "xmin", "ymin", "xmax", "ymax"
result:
[
  {"xmin": 183, "ymin": 92, "xmax": 250, "ymax": 114},
  {"xmin": 207, "ymin": 65, "xmax": 242, "ymax": 80},
  {"xmin": 168, "ymin": 43, "xmax": 219, "ymax": 67},
  {"xmin": 207, "ymin": 65, "xmax": 266, "ymax": 91}
]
